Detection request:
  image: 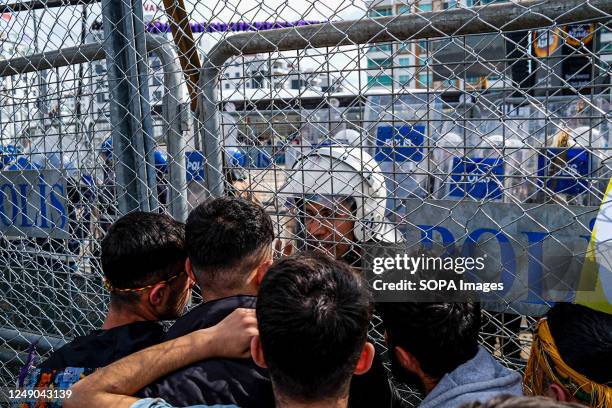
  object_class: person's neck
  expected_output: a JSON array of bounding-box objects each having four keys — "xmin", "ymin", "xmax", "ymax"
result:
[
  {"xmin": 275, "ymin": 394, "xmax": 348, "ymax": 408},
  {"xmin": 102, "ymin": 303, "xmax": 155, "ymax": 330},
  {"xmin": 423, "ymin": 376, "xmax": 440, "ymax": 395},
  {"xmin": 199, "ymin": 283, "xmax": 257, "ymax": 303}
]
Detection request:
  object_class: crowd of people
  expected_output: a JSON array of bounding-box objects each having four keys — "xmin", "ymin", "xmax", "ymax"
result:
[{"xmin": 15, "ymin": 144, "xmax": 612, "ymax": 408}]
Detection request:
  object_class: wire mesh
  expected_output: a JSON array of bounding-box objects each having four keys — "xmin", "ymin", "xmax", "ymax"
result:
[{"xmin": 0, "ymin": 0, "xmax": 611, "ymax": 405}]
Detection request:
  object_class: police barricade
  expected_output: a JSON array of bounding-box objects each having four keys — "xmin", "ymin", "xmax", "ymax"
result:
[{"xmin": 1, "ymin": 0, "xmax": 611, "ymax": 401}]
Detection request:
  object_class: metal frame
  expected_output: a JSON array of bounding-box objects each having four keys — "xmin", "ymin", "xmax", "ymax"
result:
[
  {"xmin": 0, "ymin": 35, "xmax": 188, "ymax": 363},
  {"xmin": 102, "ymin": 0, "xmax": 159, "ymax": 214},
  {"xmin": 0, "ymin": 36, "xmax": 189, "ymax": 221},
  {"xmin": 197, "ymin": 0, "xmax": 612, "ymax": 198}
]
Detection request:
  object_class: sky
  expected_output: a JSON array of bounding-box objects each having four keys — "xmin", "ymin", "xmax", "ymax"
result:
[{"xmin": 0, "ymin": 0, "xmax": 372, "ymax": 91}]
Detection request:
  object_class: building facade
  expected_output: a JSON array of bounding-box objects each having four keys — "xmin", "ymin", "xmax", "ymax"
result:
[{"xmin": 363, "ymin": 0, "xmax": 511, "ymax": 90}]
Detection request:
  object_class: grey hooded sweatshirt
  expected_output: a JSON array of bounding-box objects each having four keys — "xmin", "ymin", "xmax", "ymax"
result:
[{"xmin": 419, "ymin": 346, "xmax": 523, "ymax": 408}]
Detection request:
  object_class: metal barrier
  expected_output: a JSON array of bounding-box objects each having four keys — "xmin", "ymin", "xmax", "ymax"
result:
[
  {"xmin": 0, "ymin": 31, "xmax": 187, "ymax": 385},
  {"xmin": 184, "ymin": 0, "xmax": 612, "ymax": 383},
  {"xmin": 0, "ymin": 0, "xmax": 611, "ymax": 403}
]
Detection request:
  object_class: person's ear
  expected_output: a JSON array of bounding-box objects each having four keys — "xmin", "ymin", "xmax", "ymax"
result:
[
  {"xmin": 255, "ymin": 258, "xmax": 273, "ymax": 286},
  {"xmin": 186, "ymin": 258, "xmax": 197, "ymax": 283},
  {"xmin": 251, "ymin": 335, "xmax": 267, "ymax": 369},
  {"xmin": 354, "ymin": 342, "xmax": 375, "ymax": 375},
  {"xmin": 546, "ymin": 383, "xmax": 571, "ymax": 402},
  {"xmin": 395, "ymin": 345, "xmax": 424, "ymax": 377},
  {"xmin": 148, "ymin": 283, "xmax": 167, "ymax": 308}
]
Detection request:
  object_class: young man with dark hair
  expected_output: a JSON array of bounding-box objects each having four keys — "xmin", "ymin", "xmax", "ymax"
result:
[
  {"xmin": 183, "ymin": 196, "xmax": 274, "ymax": 300},
  {"xmin": 280, "ymin": 145, "xmax": 401, "ymax": 408},
  {"xmin": 251, "ymin": 253, "xmax": 375, "ymax": 408},
  {"xmin": 524, "ymin": 303, "xmax": 612, "ymax": 407},
  {"xmin": 379, "ymin": 302, "xmax": 522, "ymax": 408},
  {"xmin": 39, "ymin": 211, "xmax": 194, "ymax": 371},
  {"xmin": 141, "ymin": 197, "xmax": 276, "ymax": 407},
  {"xmin": 67, "ymin": 253, "xmax": 375, "ymax": 408}
]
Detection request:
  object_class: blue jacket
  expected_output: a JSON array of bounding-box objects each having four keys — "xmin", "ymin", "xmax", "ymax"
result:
[
  {"xmin": 131, "ymin": 398, "xmax": 237, "ymax": 408},
  {"xmin": 419, "ymin": 346, "xmax": 523, "ymax": 408}
]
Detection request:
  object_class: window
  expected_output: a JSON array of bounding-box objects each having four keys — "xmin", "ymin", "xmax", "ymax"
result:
[
  {"xmin": 367, "ymin": 43, "xmax": 393, "ymax": 53},
  {"xmin": 398, "ymin": 42, "xmax": 412, "ymax": 52},
  {"xmin": 234, "ymin": 72, "xmax": 240, "ymax": 78},
  {"xmin": 417, "ymin": 56, "xmax": 431, "ymax": 66},
  {"xmin": 367, "ymin": 7, "xmax": 392, "ymax": 17},
  {"xmin": 397, "ymin": 5, "xmax": 410, "ymax": 14},
  {"xmin": 443, "ymin": 0, "xmax": 457, "ymax": 9},
  {"xmin": 399, "ymin": 75, "xmax": 412, "ymax": 85},
  {"xmin": 600, "ymin": 42, "xmax": 612, "ymax": 54},
  {"xmin": 225, "ymin": 83, "xmax": 231, "ymax": 89},
  {"xmin": 252, "ymin": 76, "xmax": 265, "ymax": 88},
  {"xmin": 399, "ymin": 57, "xmax": 411, "ymax": 67},
  {"xmin": 416, "ymin": 2, "xmax": 432, "ymax": 11},
  {"xmin": 367, "ymin": 75, "xmax": 393, "ymax": 87},
  {"xmin": 367, "ymin": 58, "xmax": 393, "ymax": 68},
  {"xmin": 417, "ymin": 73, "xmax": 432, "ymax": 87}
]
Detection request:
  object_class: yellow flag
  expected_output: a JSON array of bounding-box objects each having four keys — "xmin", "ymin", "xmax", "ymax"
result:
[{"xmin": 575, "ymin": 178, "xmax": 612, "ymax": 314}]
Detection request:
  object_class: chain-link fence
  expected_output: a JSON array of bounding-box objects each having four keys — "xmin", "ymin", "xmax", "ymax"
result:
[{"xmin": 0, "ymin": 0, "xmax": 611, "ymax": 403}]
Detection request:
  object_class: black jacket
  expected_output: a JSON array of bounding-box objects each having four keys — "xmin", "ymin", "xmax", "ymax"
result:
[
  {"xmin": 38, "ymin": 321, "xmax": 165, "ymax": 371},
  {"xmin": 141, "ymin": 295, "xmax": 394, "ymax": 408},
  {"xmin": 140, "ymin": 295, "xmax": 275, "ymax": 408}
]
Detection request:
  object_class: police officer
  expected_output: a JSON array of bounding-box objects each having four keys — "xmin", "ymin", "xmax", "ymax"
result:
[
  {"xmin": 98, "ymin": 138, "xmax": 170, "ymax": 219},
  {"xmin": 154, "ymin": 149, "xmax": 169, "ymax": 211},
  {"xmin": 281, "ymin": 143, "xmax": 403, "ymax": 265},
  {"xmin": 280, "ymin": 143, "xmax": 403, "ymax": 408},
  {"xmin": 0, "ymin": 144, "xmax": 22, "ymax": 168},
  {"xmin": 98, "ymin": 138, "xmax": 116, "ymax": 232}
]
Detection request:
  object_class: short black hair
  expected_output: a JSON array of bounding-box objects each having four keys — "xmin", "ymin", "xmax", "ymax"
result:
[
  {"xmin": 102, "ymin": 212, "xmax": 186, "ymax": 300},
  {"xmin": 547, "ymin": 303, "xmax": 612, "ymax": 384},
  {"xmin": 186, "ymin": 197, "xmax": 274, "ymax": 291},
  {"xmin": 379, "ymin": 302, "xmax": 481, "ymax": 380},
  {"xmin": 459, "ymin": 395, "xmax": 585, "ymax": 408},
  {"xmin": 257, "ymin": 253, "xmax": 373, "ymax": 401}
]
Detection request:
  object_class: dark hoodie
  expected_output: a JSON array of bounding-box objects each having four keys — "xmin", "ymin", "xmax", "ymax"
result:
[
  {"xmin": 141, "ymin": 295, "xmax": 395, "ymax": 408},
  {"xmin": 140, "ymin": 295, "xmax": 275, "ymax": 408},
  {"xmin": 39, "ymin": 320, "xmax": 165, "ymax": 371}
]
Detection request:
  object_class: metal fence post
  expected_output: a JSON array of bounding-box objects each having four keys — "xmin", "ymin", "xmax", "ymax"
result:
[
  {"xmin": 149, "ymin": 37, "xmax": 190, "ymax": 221},
  {"xmin": 199, "ymin": 63, "xmax": 225, "ymax": 198},
  {"xmin": 101, "ymin": 0, "xmax": 158, "ymax": 213}
]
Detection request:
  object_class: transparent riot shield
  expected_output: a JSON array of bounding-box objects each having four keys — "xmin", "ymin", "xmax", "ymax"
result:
[
  {"xmin": 364, "ymin": 91, "xmax": 441, "ymax": 218},
  {"xmin": 523, "ymin": 96, "xmax": 610, "ymax": 206}
]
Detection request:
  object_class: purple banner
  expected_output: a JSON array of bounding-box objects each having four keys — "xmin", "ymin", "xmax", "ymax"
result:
[{"xmin": 145, "ymin": 20, "xmax": 326, "ymax": 33}]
